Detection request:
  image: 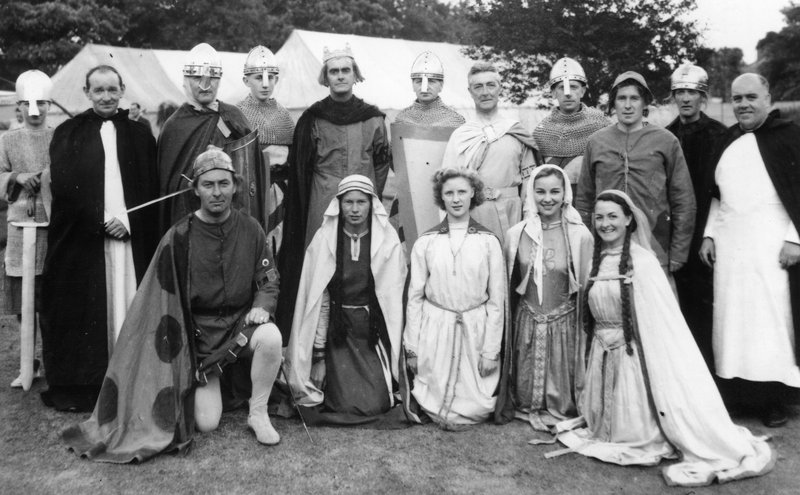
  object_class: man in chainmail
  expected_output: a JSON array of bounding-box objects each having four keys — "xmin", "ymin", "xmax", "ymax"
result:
[
  {"xmin": 533, "ymin": 58, "xmax": 609, "ymax": 195},
  {"xmin": 237, "ymin": 45, "xmax": 295, "ymax": 255},
  {"xmin": 395, "ymin": 51, "xmax": 465, "ymax": 127}
]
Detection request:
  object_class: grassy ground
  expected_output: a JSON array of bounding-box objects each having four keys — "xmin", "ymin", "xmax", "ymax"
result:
[{"xmin": 2, "ymin": 316, "xmax": 799, "ymax": 495}]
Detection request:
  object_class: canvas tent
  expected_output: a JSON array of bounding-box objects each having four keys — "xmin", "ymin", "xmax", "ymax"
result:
[{"xmin": 45, "ymin": 30, "xmax": 548, "ymax": 127}]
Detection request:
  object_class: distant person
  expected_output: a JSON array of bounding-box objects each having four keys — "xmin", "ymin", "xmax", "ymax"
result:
[
  {"xmin": 0, "ymin": 70, "xmax": 54, "ymax": 387},
  {"xmin": 154, "ymin": 100, "xmax": 178, "ymax": 136},
  {"xmin": 394, "ymin": 51, "xmax": 465, "ymax": 127},
  {"xmin": 441, "ymin": 62, "xmax": 539, "ymax": 245},
  {"xmin": 9, "ymin": 107, "xmax": 25, "ymax": 130},
  {"xmin": 700, "ymin": 73, "xmax": 800, "ymax": 427},
  {"xmin": 128, "ymin": 102, "xmax": 152, "ymax": 133},
  {"xmin": 665, "ymin": 63, "xmax": 728, "ymax": 370},
  {"xmin": 41, "ymin": 64, "xmax": 159, "ymax": 412}
]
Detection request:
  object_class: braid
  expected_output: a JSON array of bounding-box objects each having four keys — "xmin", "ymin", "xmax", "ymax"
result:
[
  {"xmin": 582, "ymin": 233, "xmax": 603, "ymax": 338},
  {"xmin": 619, "ymin": 227, "xmax": 635, "ymax": 355}
]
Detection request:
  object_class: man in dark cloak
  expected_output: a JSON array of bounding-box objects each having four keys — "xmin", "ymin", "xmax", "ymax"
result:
[
  {"xmin": 277, "ymin": 45, "xmax": 390, "ymax": 342},
  {"xmin": 665, "ymin": 63, "xmax": 728, "ymax": 371},
  {"xmin": 41, "ymin": 65, "xmax": 158, "ymax": 412},
  {"xmin": 157, "ymin": 42, "xmax": 266, "ymax": 234}
]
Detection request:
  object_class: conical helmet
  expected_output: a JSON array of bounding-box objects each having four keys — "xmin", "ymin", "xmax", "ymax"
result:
[
  {"xmin": 244, "ymin": 45, "xmax": 279, "ymax": 76},
  {"xmin": 670, "ymin": 63, "xmax": 708, "ymax": 93},
  {"xmin": 183, "ymin": 43, "xmax": 223, "ymax": 78},
  {"xmin": 547, "ymin": 57, "xmax": 588, "ymax": 96},
  {"xmin": 410, "ymin": 51, "xmax": 444, "ymax": 93},
  {"xmin": 16, "ymin": 70, "xmax": 52, "ymax": 117}
]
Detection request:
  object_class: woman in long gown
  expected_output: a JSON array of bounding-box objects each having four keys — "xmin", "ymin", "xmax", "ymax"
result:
[
  {"xmin": 285, "ymin": 175, "xmax": 407, "ymax": 425},
  {"xmin": 496, "ymin": 165, "xmax": 593, "ymax": 430},
  {"xmin": 404, "ymin": 167, "xmax": 506, "ymax": 428},
  {"xmin": 557, "ymin": 190, "xmax": 775, "ymax": 486}
]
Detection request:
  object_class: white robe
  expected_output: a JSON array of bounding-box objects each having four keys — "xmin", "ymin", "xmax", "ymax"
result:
[
  {"xmin": 404, "ymin": 221, "xmax": 506, "ymax": 425},
  {"xmin": 705, "ymin": 133, "xmax": 800, "ymax": 386},
  {"xmin": 100, "ymin": 121, "xmax": 137, "ymax": 355}
]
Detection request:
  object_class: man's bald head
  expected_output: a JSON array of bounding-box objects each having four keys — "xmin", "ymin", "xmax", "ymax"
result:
[{"xmin": 731, "ymin": 73, "xmax": 771, "ymax": 131}]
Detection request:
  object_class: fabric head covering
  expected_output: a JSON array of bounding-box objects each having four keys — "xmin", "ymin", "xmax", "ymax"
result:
[
  {"xmin": 519, "ymin": 165, "xmax": 583, "ymax": 304},
  {"xmin": 192, "ymin": 145, "xmax": 235, "ymax": 180},
  {"xmin": 16, "ymin": 70, "xmax": 52, "ymax": 117},
  {"xmin": 547, "ymin": 57, "xmax": 588, "ymax": 96},
  {"xmin": 243, "ymin": 45, "xmax": 279, "ymax": 78},
  {"xmin": 670, "ymin": 63, "xmax": 709, "ymax": 93},
  {"xmin": 611, "ymin": 71, "xmax": 654, "ymax": 101},
  {"xmin": 410, "ymin": 51, "xmax": 445, "ymax": 93},
  {"xmin": 595, "ymin": 189, "xmax": 652, "ymax": 251},
  {"xmin": 336, "ymin": 174, "xmax": 376, "ymax": 199}
]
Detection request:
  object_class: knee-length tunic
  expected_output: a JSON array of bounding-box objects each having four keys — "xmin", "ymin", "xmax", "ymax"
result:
[{"xmin": 405, "ymin": 219, "xmax": 506, "ymax": 425}]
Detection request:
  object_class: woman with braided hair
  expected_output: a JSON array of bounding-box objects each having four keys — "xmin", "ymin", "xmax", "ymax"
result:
[{"xmin": 557, "ymin": 190, "xmax": 775, "ymax": 487}]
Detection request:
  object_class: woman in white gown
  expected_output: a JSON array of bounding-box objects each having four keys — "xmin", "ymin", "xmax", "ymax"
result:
[
  {"xmin": 558, "ymin": 190, "xmax": 775, "ymax": 487},
  {"xmin": 404, "ymin": 167, "xmax": 506, "ymax": 428}
]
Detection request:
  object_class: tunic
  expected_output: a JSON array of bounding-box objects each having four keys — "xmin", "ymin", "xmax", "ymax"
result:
[
  {"xmin": 442, "ymin": 118, "xmax": 539, "ymax": 244},
  {"xmin": 705, "ymin": 133, "xmax": 800, "ymax": 386},
  {"xmin": 558, "ymin": 244, "xmax": 775, "ymax": 487},
  {"xmin": 575, "ymin": 124, "xmax": 696, "ymax": 267},
  {"xmin": 405, "ymin": 219, "xmax": 506, "ymax": 426},
  {"xmin": 0, "ymin": 127, "xmax": 52, "ymax": 314}
]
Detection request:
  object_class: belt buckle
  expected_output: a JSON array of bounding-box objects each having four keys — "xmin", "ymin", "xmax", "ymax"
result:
[{"xmin": 484, "ymin": 187, "xmax": 499, "ymax": 200}]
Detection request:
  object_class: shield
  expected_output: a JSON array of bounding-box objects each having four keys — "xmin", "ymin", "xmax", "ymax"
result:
[
  {"xmin": 390, "ymin": 123, "xmax": 455, "ymax": 248},
  {"xmin": 224, "ymin": 130, "xmax": 271, "ymax": 232}
]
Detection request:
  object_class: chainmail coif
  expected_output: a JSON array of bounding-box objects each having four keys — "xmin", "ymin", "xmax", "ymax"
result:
[{"xmin": 533, "ymin": 104, "xmax": 609, "ymax": 158}]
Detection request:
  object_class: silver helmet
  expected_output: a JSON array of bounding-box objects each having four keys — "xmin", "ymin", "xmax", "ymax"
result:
[
  {"xmin": 670, "ymin": 63, "xmax": 709, "ymax": 93},
  {"xmin": 244, "ymin": 45, "xmax": 279, "ymax": 76},
  {"xmin": 15, "ymin": 70, "xmax": 52, "ymax": 117},
  {"xmin": 410, "ymin": 51, "xmax": 444, "ymax": 93},
  {"xmin": 183, "ymin": 43, "xmax": 223, "ymax": 79},
  {"xmin": 547, "ymin": 57, "xmax": 588, "ymax": 96}
]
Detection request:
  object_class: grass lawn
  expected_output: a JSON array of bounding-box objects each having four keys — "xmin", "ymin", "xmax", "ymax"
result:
[{"xmin": 1, "ymin": 316, "xmax": 799, "ymax": 495}]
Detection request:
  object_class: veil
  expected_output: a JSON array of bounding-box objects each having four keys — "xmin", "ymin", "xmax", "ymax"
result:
[{"xmin": 595, "ymin": 189, "xmax": 653, "ymax": 252}]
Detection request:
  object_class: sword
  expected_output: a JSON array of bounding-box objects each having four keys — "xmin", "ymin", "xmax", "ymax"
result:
[
  {"xmin": 279, "ymin": 363, "xmax": 313, "ymax": 443},
  {"xmin": 121, "ymin": 187, "xmax": 193, "ymax": 215},
  {"xmin": 11, "ymin": 220, "xmax": 48, "ymax": 392}
]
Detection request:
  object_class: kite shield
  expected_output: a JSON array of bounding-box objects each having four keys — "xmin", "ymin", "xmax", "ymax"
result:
[
  {"xmin": 224, "ymin": 130, "xmax": 270, "ymax": 232},
  {"xmin": 391, "ymin": 123, "xmax": 455, "ymax": 248}
]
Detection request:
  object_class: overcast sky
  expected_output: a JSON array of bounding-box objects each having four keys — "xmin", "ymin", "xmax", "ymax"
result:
[{"xmin": 695, "ymin": 0, "xmax": 789, "ymax": 63}]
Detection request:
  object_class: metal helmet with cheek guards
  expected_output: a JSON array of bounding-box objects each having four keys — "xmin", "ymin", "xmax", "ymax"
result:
[
  {"xmin": 183, "ymin": 43, "xmax": 223, "ymax": 91},
  {"xmin": 547, "ymin": 57, "xmax": 588, "ymax": 97},
  {"xmin": 670, "ymin": 63, "xmax": 709, "ymax": 94},
  {"xmin": 243, "ymin": 45, "xmax": 279, "ymax": 80},
  {"xmin": 410, "ymin": 51, "xmax": 444, "ymax": 93},
  {"xmin": 16, "ymin": 70, "xmax": 52, "ymax": 117}
]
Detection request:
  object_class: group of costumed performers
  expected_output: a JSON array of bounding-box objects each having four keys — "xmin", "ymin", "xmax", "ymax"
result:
[
  {"xmin": 157, "ymin": 43, "xmax": 267, "ymax": 234},
  {"xmin": 277, "ymin": 44, "xmax": 391, "ymax": 343},
  {"xmin": 556, "ymin": 190, "xmax": 774, "ymax": 486},
  {"xmin": 236, "ymin": 45, "xmax": 296, "ymax": 255},
  {"xmin": 404, "ymin": 167, "xmax": 507, "ymax": 428},
  {"xmin": 495, "ymin": 165, "xmax": 593, "ymax": 430},
  {"xmin": 285, "ymin": 175, "xmax": 408, "ymax": 426},
  {"xmin": 63, "ymin": 146, "xmax": 283, "ymax": 461}
]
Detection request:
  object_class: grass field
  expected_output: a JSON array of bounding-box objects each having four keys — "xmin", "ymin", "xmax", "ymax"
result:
[{"xmin": 2, "ymin": 316, "xmax": 799, "ymax": 495}]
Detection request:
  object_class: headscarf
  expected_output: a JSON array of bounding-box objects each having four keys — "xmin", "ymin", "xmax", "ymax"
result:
[
  {"xmin": 518, "ymin": 164, "xmax": 584, "ymax": 304},
  {"xmin": 595, "ymin": 189, "xmax": 652, "ymax": 251}
]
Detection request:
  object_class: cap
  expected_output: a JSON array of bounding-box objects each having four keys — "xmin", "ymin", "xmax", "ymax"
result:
[
  {"xmin": 612, "ymin": 71, "xmax": 654, "ymax": 100},
  {"xmin": 336, "ymin": 174, "xmax": 375, "ymax": 198},
  {"xmin": 670, "ymin": 63, "xmax": 709, "ymax": 93},
  {"xmin": 192, "ymin": 145, "xmax": 235, "ymax": 180}
]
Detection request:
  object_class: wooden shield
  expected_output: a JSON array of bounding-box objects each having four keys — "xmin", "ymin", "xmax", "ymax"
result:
[{"xmin": 391, "ymin": 123, "xmax": 455, "ymax": 248}]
